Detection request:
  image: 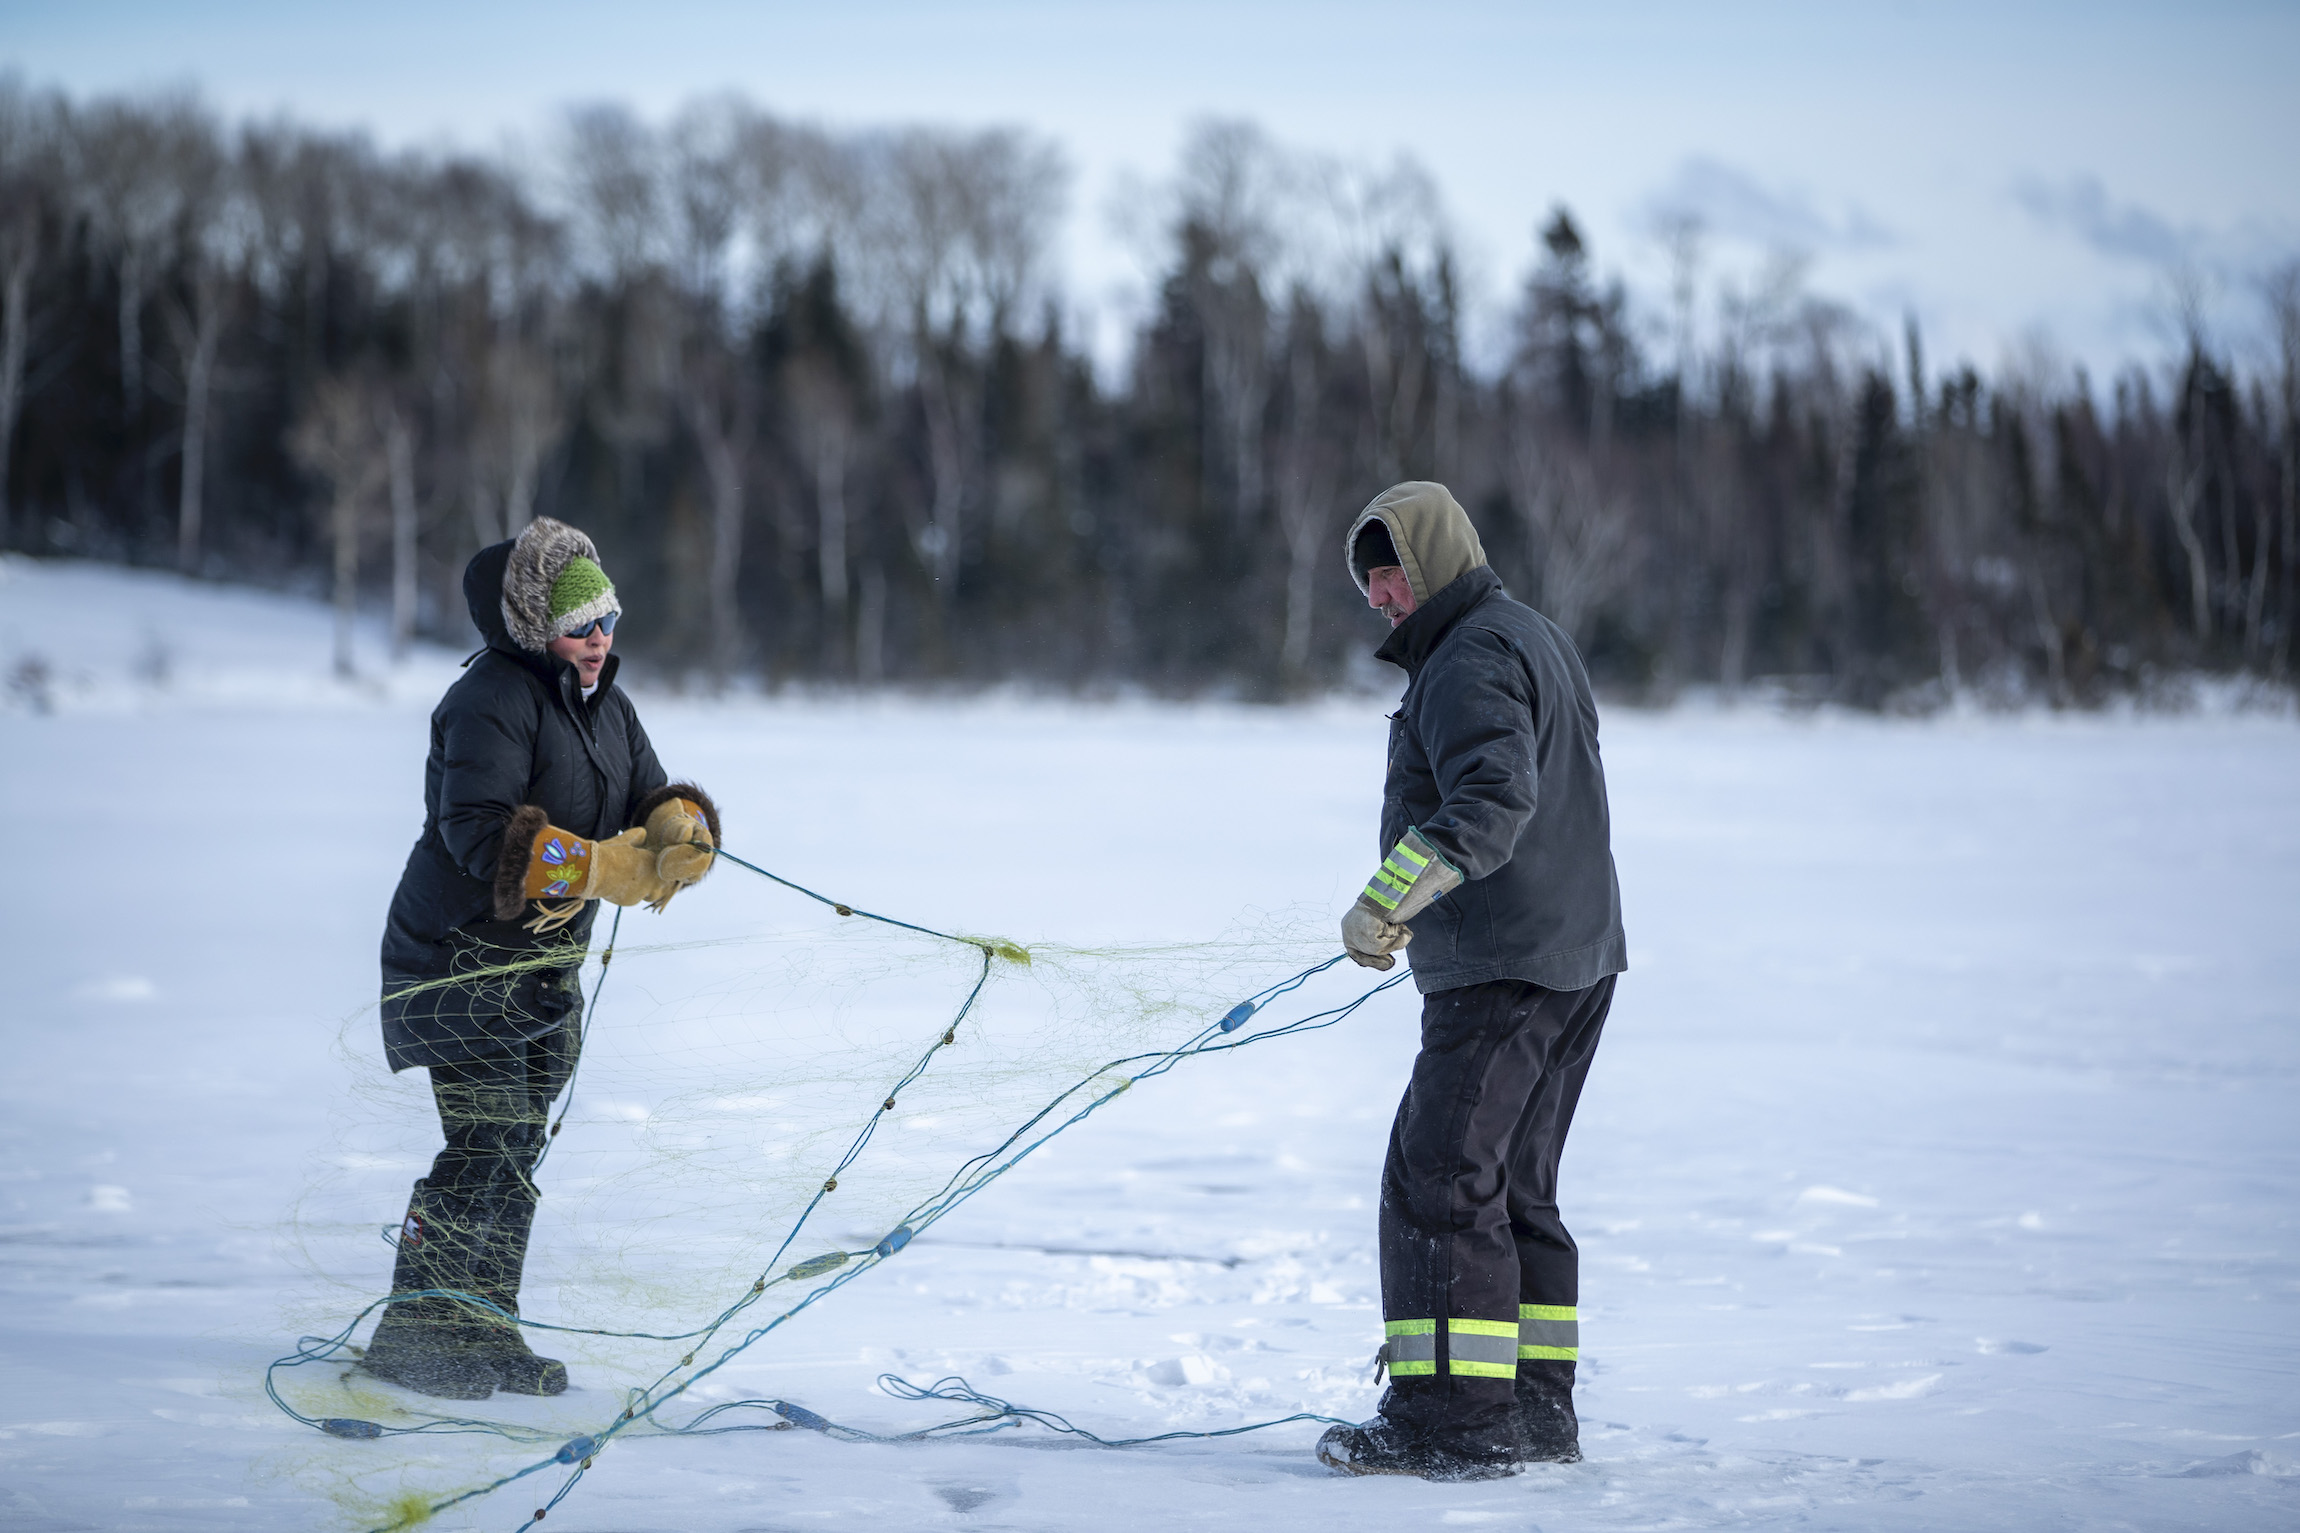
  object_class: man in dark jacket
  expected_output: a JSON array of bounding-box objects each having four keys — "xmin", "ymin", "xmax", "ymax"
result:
[
  {"xmin": 366, "ymin": 516, "xmax": 722, "ymax": 1401},
  {"xmin": 1316, "ymin": 481, "xmax": 1627, "ymax": 1481}
]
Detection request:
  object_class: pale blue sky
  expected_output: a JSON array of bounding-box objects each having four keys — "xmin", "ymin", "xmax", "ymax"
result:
[{"xmin": 7, "ymin": 0, "xmax": 2295, "ymax": 379}]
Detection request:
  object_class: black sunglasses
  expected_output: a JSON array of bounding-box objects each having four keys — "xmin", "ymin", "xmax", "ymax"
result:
[{"xmin": 567, "ymin": 611, "xmax": 619, "ymax": 638}]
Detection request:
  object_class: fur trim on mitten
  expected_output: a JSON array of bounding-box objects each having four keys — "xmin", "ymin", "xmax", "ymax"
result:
[
  {"xmin": 634, "ymin": 782, "xmax": 721, "ymax": 892},
  {"xmin": 632, "ymin": 782, "xmax": 721, "ymax": 848},
  {"xmin": 493, "ymin": 805, "xmax": 553, "ymax": 920},
  {"xmin": 492, "ymin": 811, "xmax": 673, "ymax": 924}
]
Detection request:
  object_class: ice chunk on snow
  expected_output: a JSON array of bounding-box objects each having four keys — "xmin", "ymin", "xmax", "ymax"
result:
[
  {"xmin": 1797, "ymin": 1185, "xmax": 1880, "ymax": 1207},
  {"xmin": 2177, "ymin": 1450, "xmax": 2295, "ymax": 1478},
  {"xmin": 1844, "ymin": 1373, "xmax": 1942, "ymax": 1402},
  {"xmin": 1146, "ymin": 1354, "xmax": 1226, "ymax": 1387}
]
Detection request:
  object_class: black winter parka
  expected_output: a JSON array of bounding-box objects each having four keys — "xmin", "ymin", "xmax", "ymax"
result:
[
  {"xmin": 1377, "ymin": 565, "xmax": 1627, "ymax": 995},
  {"xmin": 378, "ymin": 540, "xmax": 669, "ymax": 1072}
]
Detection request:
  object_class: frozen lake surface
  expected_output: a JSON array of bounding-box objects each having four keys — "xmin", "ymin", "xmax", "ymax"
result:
[{"xmin": 3, "ymin": 558, "xmax": 2297, "ymax": 1530}]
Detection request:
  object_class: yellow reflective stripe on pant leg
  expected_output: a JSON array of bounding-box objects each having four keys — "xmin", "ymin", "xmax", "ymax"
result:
[
  {"xmin": 1518, "ymin": 1303, "xmax": 1580, "ymax": 1360},
  {"xmin": 1384, "ymin": 1318, "xmax": 1437, "ymax": 1376},
  {"xmin": 1449, "ymin": 1317, "xmax": 1519, "ymax": 1378}
]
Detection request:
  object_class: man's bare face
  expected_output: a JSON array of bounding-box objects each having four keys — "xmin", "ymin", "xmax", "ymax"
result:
[{"xmin": 1366, "ymin": 565, "xmax": 1418, "ymax": 628}]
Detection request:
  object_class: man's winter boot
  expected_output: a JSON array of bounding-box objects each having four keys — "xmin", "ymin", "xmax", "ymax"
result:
[
  {"xmin": 356, "ymin": 1181, "xmax": 500, "ymax": 1401},
  {"xmin": 464, "ymin": 1179, "xmax": 568, "ymax": 1396},
  {"xmin": 1316, "ymin": 1416, "xmax": 1520, "ymax": 1481},
  {"xmin": 1514, "ymin": 1360, "xmax": 1581, "ymax": 1463}
]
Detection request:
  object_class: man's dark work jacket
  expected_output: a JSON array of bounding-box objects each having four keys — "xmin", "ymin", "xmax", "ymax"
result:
[
  {"xmin": 1377, "ymin": 564, "xmax": 1627, "ymax": 995},
  {"xmin": 378, "ymin": 540, "xmax": 667, "ymax": 1072}
]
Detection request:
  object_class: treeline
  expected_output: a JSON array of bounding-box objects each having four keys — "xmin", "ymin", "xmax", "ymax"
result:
[{"xmin": 2, "ymin": 81, "xmax": 2294, "ymax": 703}]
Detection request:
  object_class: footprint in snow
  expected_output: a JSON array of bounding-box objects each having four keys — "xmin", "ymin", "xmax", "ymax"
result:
[{"xmin": 935, "ymin": 1482, "xmax": 1007, "ymax": 1513}]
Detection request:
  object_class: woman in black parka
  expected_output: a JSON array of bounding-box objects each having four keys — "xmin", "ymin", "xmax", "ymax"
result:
[{"xmin": 366, "ymin": 517, "xmax": 721, "ymax": 1400}]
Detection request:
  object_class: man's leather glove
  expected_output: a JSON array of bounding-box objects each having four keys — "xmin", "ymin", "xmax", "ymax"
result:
[
  {"xmin": 496, "ymin": 810, "xmax": 676, "ymax": 932},
  {"xmin": 1341, "ymin": 827, "xmax": 1465, "ymax": 970},
  {"xmin": 1341, "ymin": 905, "xmax": 1410, "ymax": 971}
]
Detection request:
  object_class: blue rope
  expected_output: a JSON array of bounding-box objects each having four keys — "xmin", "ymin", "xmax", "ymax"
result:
[
  {"xmin": 654, "ymin": 1372, "xmax": 1357, "ymax": 1446},
  {"xmin": 273, "ymin": 848, "xmax": 1402, "ymax": 1529}
]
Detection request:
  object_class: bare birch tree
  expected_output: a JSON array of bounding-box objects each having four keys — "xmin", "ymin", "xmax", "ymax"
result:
[
  {"xmin": 565, "ymin": 104, "xmax": 674, "ymax": 519},
  {"xmin": 875, "ymin": 126, "xmax": 1064, "ymax": 594},
  {"xmin": 74, "ymin": 94, "xmax": 209, "ymax": 423},
  {"xmin": 385, "ymin": 405, "xmax": 419, "ymax": 659},
  {"xmin": 0, "ymin": 80, "xmax": 63, "ymax": 547},
  {"xmin": 1507, "ymin": 434, "xmax": 1637, "ymax": 644},
  {"xmin": 2268, "ymin": 263, "xmax": 2300, "ymax": 677},
  {"xmin": 1324, "ymin": 156, "xmax": 1445, "ymax": 485},
  {"xmin": 164, "ymin": 120, "xmax": 240, "ymax": 571},
  {"xmin": 791, "ymin": 356, "xmax": 855, "ymax": 637},
  {"xmin": 667, "ymin": 97, "xmax": 759, "ymax": 680},
  {"xmin": 1273, "ymin": 296, "xmax": 1338, "ymax": 678},
  {"xmin": 291, "ymin": 374, "xmax": 391, "ymax": 677},
  {"xmin": 1174, "ymin": 121, "xmax": 1285, "ymax": 529},
  {"xmin": 476, "ymin": 337, "xmax": 562, "ymax": 537},
  {"xmin": 2167, "ymin": 367, "xmax": 2213, "ymax": 643}
]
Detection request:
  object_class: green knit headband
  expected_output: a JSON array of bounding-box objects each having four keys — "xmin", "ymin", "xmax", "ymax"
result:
[{"xmin": 548, "ymin": 556, "xmax": 617, "ymax": 629}]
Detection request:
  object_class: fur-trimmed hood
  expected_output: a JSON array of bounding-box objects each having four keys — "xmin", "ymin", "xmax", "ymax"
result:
[{"xmin": 499, "ymin": 516, "xmax": 618, "ymax": 654}]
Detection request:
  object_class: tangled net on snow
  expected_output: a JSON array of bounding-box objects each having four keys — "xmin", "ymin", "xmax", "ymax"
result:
[{"xmin": 271, "ymin": 851, "xmax": 1395, "ymax": 1529}]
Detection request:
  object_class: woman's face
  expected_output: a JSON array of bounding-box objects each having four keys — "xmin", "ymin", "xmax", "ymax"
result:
[{"xmin": 547, "ymin": 623, "xmax": 614, "ymax": 687}]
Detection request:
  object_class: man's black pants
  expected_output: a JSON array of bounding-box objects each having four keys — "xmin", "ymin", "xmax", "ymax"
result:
[
  {"xmin": 387, "ymin": 1021, "xmax": 577, "ymax": 1323},
  {"xmin": 1376, "ymin": 975, "xmax": 1612, "ymax": 1441}
]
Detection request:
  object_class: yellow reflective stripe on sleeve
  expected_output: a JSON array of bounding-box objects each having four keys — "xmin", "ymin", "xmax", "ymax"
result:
[
  {"xmin": 1519, "ymin": 1304, "xmax": 1577, "ymax": 1321},
  {"xmin": 1449, "ymin": 1318, "xmax": 1517, "ymax": 1337},
  {"xmin": 1384, "ymin": 1318, "xmax": 1437, "ymax": 1336},
  {"xmin": 1451, "ymin": 1359, "xmax": 1518, "ymax": 1378},
  {"xmin": 1518, "ymin": 1346, "xmax": 1578, "ymax": 1361},
  {"xmin": 1362, "ymin": 838, "xmax": 1432, "ymax": 912}
]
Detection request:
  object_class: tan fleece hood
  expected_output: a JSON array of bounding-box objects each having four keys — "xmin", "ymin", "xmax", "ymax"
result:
[{"xmin": 1344, "ymin": 480, "xmax": 1487, "ymax": 603}]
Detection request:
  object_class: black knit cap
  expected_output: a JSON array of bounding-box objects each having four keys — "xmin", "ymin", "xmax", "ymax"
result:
[{"xmin": 1353, "ymin": 518, "xmax": 1400, "ymax": 576}]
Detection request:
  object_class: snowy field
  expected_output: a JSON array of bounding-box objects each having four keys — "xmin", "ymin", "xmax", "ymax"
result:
[{"xmin": 3, "ymin": 556, "xmax": 2297, "ymax": 1532}]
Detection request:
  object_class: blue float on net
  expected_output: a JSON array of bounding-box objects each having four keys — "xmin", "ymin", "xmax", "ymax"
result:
[
  {"xmin": 774, "ymin": 1401, "xmax": 834, "ymax": 1433},
  {"xmin": 1219, "ymin": 1001, "xmax": 1257, "ymax": 1033},
  {"xmin": 787, "ymin": 1249, "xmax": 848, "ymax": 1280},
  {"xmin": 319, "ymin": 1417, "xmax": 383, "ymax": 1439},
  {"xmin": 555, "ymin": 1434, "xmax": 599, "ymax": 1464},
  {"xmin": 874, "ymin": 1226, "xmax": 914, "ymax": 1258}
]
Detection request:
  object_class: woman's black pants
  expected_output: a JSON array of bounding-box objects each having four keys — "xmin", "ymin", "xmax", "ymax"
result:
[{"xmin": 383, "ymin": 1022, "xmax": 577, "ymax": 1327}]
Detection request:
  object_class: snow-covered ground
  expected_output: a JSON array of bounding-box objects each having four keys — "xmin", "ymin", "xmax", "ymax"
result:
[{"xmin": 3, "ymin": 556, "xmax": 2297, "ymax": 1531}]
